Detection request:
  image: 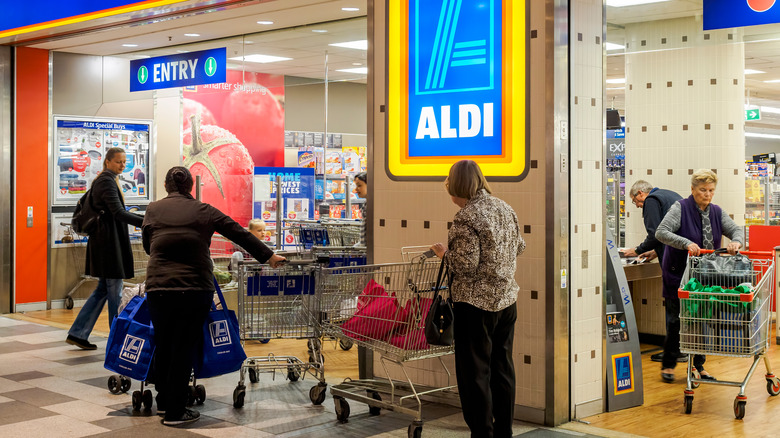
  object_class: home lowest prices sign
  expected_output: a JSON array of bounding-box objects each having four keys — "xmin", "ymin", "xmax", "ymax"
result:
[
  {"xmin": 387, "ymin": 0, "xmax": 527, "ymax": 180},
  {"xmin": 253, "ymin": 167, "xmax": 315, "ymax": 248}
]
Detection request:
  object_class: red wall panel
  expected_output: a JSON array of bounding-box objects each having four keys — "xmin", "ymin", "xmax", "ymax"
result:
[{"xmin": 15, "ymin": 47, "xmax": 49, "ymax": 305}]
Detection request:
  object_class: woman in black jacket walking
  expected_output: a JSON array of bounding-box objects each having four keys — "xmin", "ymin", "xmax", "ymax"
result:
[
  {"xmin": 67, "ymin": 147, "xmax": 144, "ymax": 350},
  {"xmin": 143, "ymin": 167, "xmax": 285, "ymax": 426}
]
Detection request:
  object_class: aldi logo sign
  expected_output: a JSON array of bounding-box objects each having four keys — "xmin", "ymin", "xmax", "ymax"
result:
[
  {"xmin": 388, "ymin": 0, "xmax": 527, "ymax": 180},
  {"xmin": 704, "ymin": 0, "xmax": 780, "ymax": 30},
  {"xmin": 120, "ymin": 335, "xmax": 145, "ymax": 364},
  {"xmin": 209, "ymin": 320, "xmax": 231, "ymax": 347},
  {"xmin": 612, "ymin": 353, "xmax": 635, "ymax": 395}
]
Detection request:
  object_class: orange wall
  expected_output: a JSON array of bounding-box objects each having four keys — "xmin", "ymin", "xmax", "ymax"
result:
[{"xmin": 15, "ymin": 47, "xmax": 49, "ymax": 305}]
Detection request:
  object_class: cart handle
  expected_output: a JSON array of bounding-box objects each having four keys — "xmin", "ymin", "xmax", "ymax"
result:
[{"xmin": 694, "ymin": 249, "xmax": 773, "ymax": 257}]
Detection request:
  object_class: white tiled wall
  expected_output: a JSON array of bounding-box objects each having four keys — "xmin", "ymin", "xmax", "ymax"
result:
[{"xmin": 570, "ymin": 0, "xmax": 605, "ymax": 416}]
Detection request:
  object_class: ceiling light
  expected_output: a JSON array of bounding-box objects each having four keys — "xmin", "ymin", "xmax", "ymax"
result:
[
  {"xmin": 184, "ymin": 33, "xmax": 200, "ymax": 37},
  {"xmin": 337, "ymin": 67, "xmax": 368, "ymax": 74},
  {"xmin": 329, "ymin": 40, "xmax": 368, "ymax": 50},
  {"xmin": 244, "ymin": 41, "xmax": 254, "ymax": 44},
  {"xmin": 352, "ymin": 62, "xmax": 363, "ymax": 66},
  {"xmin": 763, "ymin": 79, "xmax": 780, "ymax": 83},
  {"xmin": 229, "ymin": 54, "xmax": 292, "ymax": 63},
  {"xmin": 606, "ymin": 0, "xmax": 670, "ymax": 6},
  {"xmin": 760, "ymin": 106, "xmax": 780, "ymax": 114},
  {"xmin": 746, "ymin": 132, "xmax": 780, "ymax": 139},
  {"xmin": 606, "ymin": 78, "xmax": 626, "ymax": 84},
  {"xmin": 122, "ymin": 44, "xmax": 138, "ymax": 47},
  {"xmin": 606, "ymin": 87, "xmax": 625, "ymax": 90},
  {"xmin": 176, "ymin": 50, "xmax": 189, "ymax": 53},
  {"xmin": 342, "ymin": 7, "xmax": 360, "ymax": 11},
  {"xmin": 257, "ymin": 20, "xmax": 274, "ymax": 25},
  {"xmin": 745, "ymin": 69, "xmax": 765, "ymax": 75},
  {"xmin": 312, "ymin": 29, "xmax": 328, "ymax": 33},
  {"xmin": 605, "ymin": 42, "xmax": 624, "ymax": 51}
]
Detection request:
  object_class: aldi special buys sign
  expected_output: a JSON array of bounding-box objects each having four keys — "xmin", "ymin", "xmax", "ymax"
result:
[
  {"xmin": 130, "ymin": 48, "xmax": 226, "ymax": 92},
  {"xmin": 388, "ymin": 0, "xmax": 527, "ymax": 180},
  {"xmin": 704, "ymin": 0, "xmax": 780, "ymax": 30}
]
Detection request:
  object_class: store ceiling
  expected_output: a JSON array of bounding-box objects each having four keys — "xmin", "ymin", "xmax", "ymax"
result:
[
  {"xmin": 19, "ymin": 0, "xmax": 368, "ymax": 84},
  {"xmin": 606, "ymin": 0, "xmax": 780, "ymax": 137}
]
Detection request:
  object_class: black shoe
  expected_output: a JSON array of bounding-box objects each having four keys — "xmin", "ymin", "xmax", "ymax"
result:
[
  {"xmin": 157, "ymin": 409, "xmax": 165, "ymax": 417},
  {"xmin": 661, "ymin": 369, "xmax": 675, "ymax": 383},
  {"xmin": 677, "ymin": 354, "xmax": 689, "ymax": 363},
  {"xmin": 66, "ymin": 335, "xmax": 97, "ymax": 350},
  {"xmin": 163, "ymin": 409, "xmax": 199, "ymax": 426},
  {"xmin": 650, "ymin": 352, "xmax": 664, "ymax": 362}
]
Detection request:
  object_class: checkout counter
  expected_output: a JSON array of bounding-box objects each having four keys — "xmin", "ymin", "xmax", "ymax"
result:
[{"xmin": 620, "ymin": 256, "xmax": 665, "ymax": 342}]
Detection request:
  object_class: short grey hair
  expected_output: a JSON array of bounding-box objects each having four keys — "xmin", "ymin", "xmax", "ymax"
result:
[{"xmin": 629, "ymin": 180, "xmax": 654, "ymax": 198}]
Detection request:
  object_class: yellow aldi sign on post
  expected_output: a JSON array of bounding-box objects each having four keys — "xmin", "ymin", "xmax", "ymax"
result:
[{"xmin": 387, "ymin": 0, "xmax": 527, "ymax": 180}]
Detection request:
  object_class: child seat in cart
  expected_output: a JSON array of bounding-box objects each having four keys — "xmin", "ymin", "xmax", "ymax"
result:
[
  {"xmin": 319, "ymin": 251, "xmax": 457, "ymax": 437},
  {"xmin": 677, "ymin": 249, "xmax": 779, "ymax": 419}
]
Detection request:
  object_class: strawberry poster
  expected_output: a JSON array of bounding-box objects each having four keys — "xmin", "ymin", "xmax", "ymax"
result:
[{"xmin": 183, "ymin": 70, "xmax": 285, "ymax": 226}]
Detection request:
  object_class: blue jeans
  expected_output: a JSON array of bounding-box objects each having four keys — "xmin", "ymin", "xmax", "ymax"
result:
[{"xmin": 68, "ymin": 278, "xmax": 124, "ymax": 340}]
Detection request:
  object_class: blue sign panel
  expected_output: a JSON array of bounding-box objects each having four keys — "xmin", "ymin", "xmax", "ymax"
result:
[
  {"xmin": 613, "ymin": 354, "xmax": 634, "ymax": 394},
  {"xmin": 130, "ymin": 48, "xmax": 226, "ymax": 92},
  {"xmin": 704, "ymin": 0, "xmax": 780, "ymax": 30},
  {"xmin": 408, "ymin": 0, "xmax": 502, "ymax": 157}
]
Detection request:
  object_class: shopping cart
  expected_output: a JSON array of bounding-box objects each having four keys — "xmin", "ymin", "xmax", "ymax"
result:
[
  {"xmin": 318, "ymin": 253, "xmax": 456, "ymax": 436},
  {"xmin": 231, "ymin": 260, "xmax": 327, "ymax": 408},
  {"xmin": 678, "ymin": 249, "xmax": 780, "ymax": 418}
]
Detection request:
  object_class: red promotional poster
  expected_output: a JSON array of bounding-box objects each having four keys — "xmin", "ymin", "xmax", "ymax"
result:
[{"xmin": 183, "ymin": 70, "xmax": 285, "ymax": 226}]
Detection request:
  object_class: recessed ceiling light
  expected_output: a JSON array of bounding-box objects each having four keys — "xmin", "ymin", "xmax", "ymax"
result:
[
  {"xmin": 257, "ymin": 20, "xmax": 274, "ymax": 25},
  {"xmin": 745, "ymin": 69, "xmax": 765, "ymax": 75},
  {"xmin": 337, "ymin": 67, "xmax": 368, "ymax": 74},
  {"xmin": 135, "ymin": 55, "xmax": 151, "ymax": 59},
  {"xmin": 746, "ymin": 132, "xmax": 780, "ymax": 139},
  {"xmin": 176, "ymin": 50, "xmax": 190, "ymax": 53},
  {"xmin": 342, "ymin": 7, "xmax": 360, "ymax": 11},
  {"xmin": 184, "ymin": 33, "xmax": 200, "ymax": 37},
  {"xmin": 244, "ymin": 41, "xmax": 254, "ymax": 44},
  {"xmin": 606, "ymin": 78, "xmax": 626, "ymax": 84},
  {"xmin": 229, "ymin": 54, "xmax": 292, "ymax": 63},
  {"xmin": 605, "ymin": 42, "xmax": 624, "ymax": 51},
  {"xmin": 312, "ymin": 29, "xmax": 328, "ymax": 33},
  {"xmin": 764, "ymin": 79, "xmax": 780, "ymax": 83},
  {"xmin": 352, "ymin": 62, "xmax": 362, "ymax": 66},
  {"xmin": 606, "ymin": 0, "xmax": 669, "ymax": 6},
  {"xmin": 329, "ymin": 40, "xmax": 368, "ymax": 50},
  {"xmin": 760, "ymin": 106, "xmax": 780, "ymax": 114},
  {"xmin": 122, "ymin": 44, "xmax": 138, "ymax": 47},
  {"xmin": 606, "ymin": 87, "xmax": 625, "ymax": 90}
]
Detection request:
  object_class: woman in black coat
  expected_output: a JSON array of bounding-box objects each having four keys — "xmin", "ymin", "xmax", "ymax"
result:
[
  {"xmin": 67, "ymin": 147, "xmax": 144, "ymax": 350},
  {"xmin": 143, "ymin": 166, "xmax": 285, "ymax": 427}
]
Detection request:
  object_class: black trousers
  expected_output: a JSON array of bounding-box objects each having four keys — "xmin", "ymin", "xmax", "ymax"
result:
[
  {"xmin": 662, "ymin": 297, "xmax": 705, "ymax": 371},
  {"xmin": 454, "ymin": 301, "xmax": 517, "ymax": 438},
  {"xmin": 147, "ymin": 290, "xmax": 213, "ymax": 419}
]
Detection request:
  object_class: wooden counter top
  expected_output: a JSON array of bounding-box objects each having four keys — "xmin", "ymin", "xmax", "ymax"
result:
[{"xmin": 622, "ymin": 262, "xmax": 662, "ymax": 281}]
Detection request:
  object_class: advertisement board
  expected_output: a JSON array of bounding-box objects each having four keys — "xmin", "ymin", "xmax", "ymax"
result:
[
  {"xmin": 387, "ymin": 0, "xmax": 527, "ymax": 180},
  {"xmin": 52, "ymin": 116, "xmax": 152, "ymax": 206},
  {"xmin": 704, "ymin": 1, "xmax": 780, "ymax": 30},
  {"xmin": 253, "ymin": 167, "xmax": 315, "ymax": 248}
]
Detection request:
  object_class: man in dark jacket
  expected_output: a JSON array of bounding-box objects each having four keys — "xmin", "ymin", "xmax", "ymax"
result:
[
  {"xmin": 621, "ymin": 180, "xmax": 682, "ymax": 363},
  {"xmin": 67, "ymin": 148, "xmax": 144, "ymax": 350}
]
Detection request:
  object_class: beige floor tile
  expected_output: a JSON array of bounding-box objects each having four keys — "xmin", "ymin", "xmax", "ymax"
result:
[
  {"xmin": 43, "ymin": 400, "xmax": 116, "ymax": 423},
  {"xmin": 0, "ymin": 414, "xmax": 109, "ymax": 438}
]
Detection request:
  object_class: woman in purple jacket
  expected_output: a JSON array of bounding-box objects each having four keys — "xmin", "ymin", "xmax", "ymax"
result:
[{"xmin": 656, "ymin": 169, "xmax": 743, "ymax": 383}]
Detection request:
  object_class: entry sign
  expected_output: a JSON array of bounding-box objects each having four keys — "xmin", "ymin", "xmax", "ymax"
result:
[
  {"xmin": 388, "ymin": 0, "xmax": 527, "ymax": 179},
  {"xmin": 130, "ymin": 48, "xmax": 226, "ymax": 92},
  {"xmin": 746, "ymin": 108, "xmax": 761, "ymax": 121},
  {"xmin": 704, "ymin": 0, "xmax": 780, "ymax": 30}
]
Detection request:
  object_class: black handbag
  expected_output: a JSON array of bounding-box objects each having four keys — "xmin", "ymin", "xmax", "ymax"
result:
[
  {"xmin": 424, "ymin": 260, "xmax": 454, "ymax": 346},
  {"xmin": 691, "ymin": 248, "xmax": 754, "ymax": 288}
]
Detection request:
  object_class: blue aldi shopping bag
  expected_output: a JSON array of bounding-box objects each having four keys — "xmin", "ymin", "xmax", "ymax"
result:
[
  {"xmin": 104, "ymin": 295, "xmax": 155, "ymax": 381},
  {"xmin": 194, "ymin": 279, "xmax": 247, "ymax": 379}
]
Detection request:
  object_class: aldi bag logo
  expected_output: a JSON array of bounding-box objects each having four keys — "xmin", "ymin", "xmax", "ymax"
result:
[
  {"xmin": 119, "ymin": 335, "xmax": 145, "ymax": 364},
  {"xmin": 209, "ymin": 320, "xmax": 231, "ymax": 347}
]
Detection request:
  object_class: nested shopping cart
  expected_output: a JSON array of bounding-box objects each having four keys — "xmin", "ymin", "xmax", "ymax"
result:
[
  {"xmin": 231, "ymin": 260, "xmax": 328, "ymax": 408},
  {"xmin": 318, "ymin": 254, "xmax": 457, "ymax": 438},
  {"xmin": 678, "ymin": 249, "xmax": 779, "ymax": 418}
]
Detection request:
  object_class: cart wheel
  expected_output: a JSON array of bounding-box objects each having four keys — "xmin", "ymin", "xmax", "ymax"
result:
[
  {"xmin": 734, "ymin": 397, "xmax": 747, "ymax": 420},
  {"xmin": 233, "ymin": 385, "xmax": 246, "ymax": 408},
  {"xmin": 307, "ymin": 339, "xmax": 315, "ymax": 351},
  {"xmin": 309, "ymin": 383, "xmax": 327, "ymax": 405},
  {"xmin": 186, "ymin": 386, "xmax": 197, "ymax": 407},
  {"xmin": 407, "ymin": 421, "xmax": 423, "ymax": 438},
  {"xmin": 120, "ymin": 376, "xmax": 132, "ymax": 393},
  {"xmin": 767, "ymin": 378, "xmax": 780, "ymax": 396},
  {"xmin": 131, "ymin": 390, "xmax": 142, "ymax": 411},
  {"xmin": 334, "ymin": 396, "xmax": 350, "ymax": 423},
  {"xmin": 65, "ymin": 296, "xmax": 74, "ymax": 310},
  {"xmin": 287, "ymin": 367, "xmax": 301, "ymax": 382},
  {"xmin": 260, "ymin": 338, "xmax": 270, "ymax": 344},
  {"xmin": 684, "ymin": 395, "xmax": 693, "ymax": 414},
  {"xmin": 195, "ymin": 384, "xmax": 206, "ymax": 405},
  {"xmin": 142, "ymin": 389, "xmax": 153, "ymax": 409},
  {"xmin": 107, "ymin": 375, "xmax": 122, "ymax": 394},
  {"xmin": 248, "ymin": 367, "xmax": 259, "ymax": 383},
  {"xmin": 339, "ymin": 338, "xmax": 354, "ymax": 350},
  {"xmin": 368, "ymin": 391, "xmax": 382, "ymax": 415}
]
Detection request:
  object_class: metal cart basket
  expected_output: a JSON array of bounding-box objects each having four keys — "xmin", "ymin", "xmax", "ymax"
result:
[
  {"xmin": 318, "ymin": 257, "xmax": 456, "ymax": 437},
  {"xmin": 678, "ymin": 249, "xmax": 779, "ymax": 418}
]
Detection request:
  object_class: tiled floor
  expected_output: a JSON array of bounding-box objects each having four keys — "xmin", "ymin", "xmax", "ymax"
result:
[{"xmin": 0, "ymin": 316, "xmax": 627, "ymax": 438}]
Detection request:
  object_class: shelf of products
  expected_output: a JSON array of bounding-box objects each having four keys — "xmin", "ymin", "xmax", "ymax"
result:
[
  {"xmin": 744, "ymin": 172, "xmax": 780, "ymax": 226},
  {"xmin": 606, "ymin": 171, "xmax": 626, "ymax": 248}
]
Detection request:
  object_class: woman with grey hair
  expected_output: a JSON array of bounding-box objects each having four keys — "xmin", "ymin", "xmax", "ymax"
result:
[{"xmin": 655, "ymin": 169, "xmax": 743, "ymax": 383}]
